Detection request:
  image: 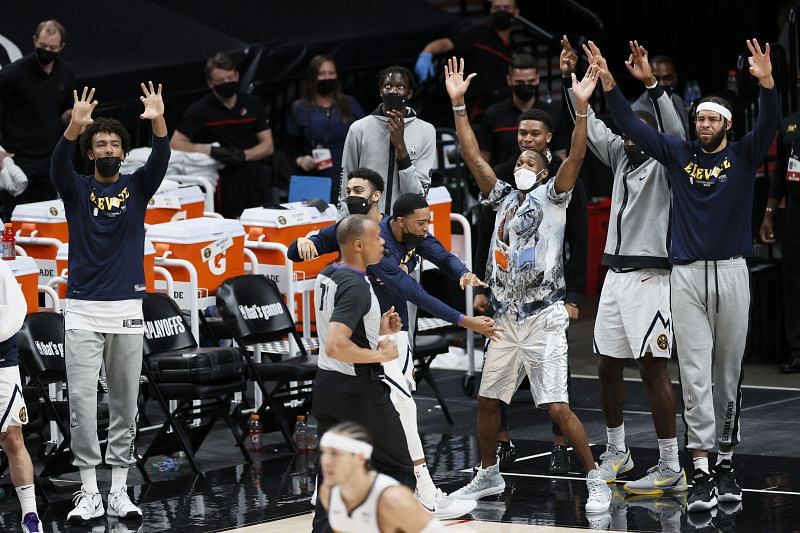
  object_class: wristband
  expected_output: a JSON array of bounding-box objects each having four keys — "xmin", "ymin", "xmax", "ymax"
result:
[
  {"xmin": 645, "ymin": 80, "xmax": 658, "ymax": 89},
  {"xmin": 452, "ymin": 104, "xmax": 466, "ymax": 112},
  {"xmin": 575, "ymin": 112, "xmax": 588, "ymax": 118}
]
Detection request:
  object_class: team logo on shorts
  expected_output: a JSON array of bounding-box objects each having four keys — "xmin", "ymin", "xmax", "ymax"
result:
[
  {"xmin": 657, "ymin": 334, "xmax": 669, "ymax": 351},
  {"xmin": 18, "ymin": 406, "xmax": 27, "ymax": 423}
]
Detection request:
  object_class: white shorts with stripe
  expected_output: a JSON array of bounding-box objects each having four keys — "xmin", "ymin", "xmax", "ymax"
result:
[
  {"xmin": 593, "ymin": 269, "xmax": 672, "ymax": 359},
  {"xmin": 0, "ymin": 366, "xmax": 28, "ymax": 433}
]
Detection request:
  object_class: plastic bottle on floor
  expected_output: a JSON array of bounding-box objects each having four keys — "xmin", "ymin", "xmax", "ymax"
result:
[
  {"xmin": 249, "ymin": 414, "xmax": 263, "ymax": 453},
  {"xmin": 294, "ymin": 415, "xmax": 308, "ymax": 453}
]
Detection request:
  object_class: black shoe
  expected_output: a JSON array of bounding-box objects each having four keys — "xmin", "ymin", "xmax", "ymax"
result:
[
  {"xmin": 549, "ymin": 444, "xmax": 571, "ymax": 474},
  {"xmin": 687, "ymin": 470, "xmax": 718, "ymax": 512},
  {"xmin": 714, "ymin": 460, "xmax": 742, "ymax": 502},
  {"xmin": 779, "ymin": 358, "xmax": 800, "ymax": 373},
  {"xmin": 497, "ymin": 440, "xmax": 517, "ymax": 468}
]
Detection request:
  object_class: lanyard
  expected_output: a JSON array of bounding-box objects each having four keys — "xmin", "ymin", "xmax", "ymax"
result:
[{"xmin": 307, "ymin": 105, "xmax": 334, "ymax": 148}]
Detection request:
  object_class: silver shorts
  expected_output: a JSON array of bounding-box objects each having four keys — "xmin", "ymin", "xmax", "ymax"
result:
[{"xmin": 479, "ymin": 302, "xmax": 569, "ymax": 407}]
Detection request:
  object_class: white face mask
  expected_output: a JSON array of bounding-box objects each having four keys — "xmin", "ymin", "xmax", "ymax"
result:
[{"xmin": 514, "ymin": 167, "xmax": 546, "ymax": 191}]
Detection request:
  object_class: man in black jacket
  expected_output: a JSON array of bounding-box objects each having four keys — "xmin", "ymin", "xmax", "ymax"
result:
[{"xmin": 473, "ymin": 108, "xmax": 588, "ymax": 474}]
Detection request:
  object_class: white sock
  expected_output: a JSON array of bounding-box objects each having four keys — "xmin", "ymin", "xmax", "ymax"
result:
[
  {"xmin": 606, "ymin": 423, "xmax": 626, "ymax": 452},
  {"xmin": 79, "ymin": 467, "xmax": 99, "ymax": 494},
  {"xmin": 658, "ymin": 438, "xmax": 680, "ymax": 472},
  {"xmin": 413, "ymin": 463, "xmax": 437, "ymax": 501},
  {"xmin": 716, "ymin": 450, "xmax": 733, "ymax": 466},
  {"xmin": 693, "ymin": 456, "xmax": 710, "ymax": 475},
  {"xmin": 110, "ymin": 466, "xmax": 129, "ymax": 493},
  {"xmin": 15, "ymin": 484, "xmax": 37, "ymax": 516}
]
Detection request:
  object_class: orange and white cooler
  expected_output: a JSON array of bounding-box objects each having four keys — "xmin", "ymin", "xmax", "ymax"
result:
[
  {"xmin": 240, "ymin": 203, "xmax": 339, "ymax": 333},
  {"xmin": 10, "ymin": 200, "xmax": 68, "ymax": 284},
  {"xmin": 240, "ymin": 203, "xmax": 339, "ymax": 288},
  {"xmin": 55, "ymin": 239, "xmax": 157, "ymax": 298},
  {"xmin": 147, "ymin": 218, "xmax": 245, "ymax": 308},
  {"xmin": 427, "ymin": 186, "xmax": 453, "ymax": 251},
  {"xmin": 6, "ymin": 256, "xmax": 38, "ymax": 314},
  {"xmin": 145, "ymin": 181, "xmax": 205, "ymax": 224}
]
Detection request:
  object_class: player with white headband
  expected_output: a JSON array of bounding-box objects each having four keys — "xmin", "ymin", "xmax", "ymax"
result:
[
  {"xmin": 587, "ymin": 38, "xmax": 778, "ymax": 513},
  {"xmin": 318, "ymin": 422, "xmax": 447, "ymax": 533}
]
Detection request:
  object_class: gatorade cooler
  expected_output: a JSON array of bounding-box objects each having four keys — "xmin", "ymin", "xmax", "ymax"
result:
[
  {"xmin": 427, "ymin": 186, "xmax": 452, "ymax": 251},
  {"xmin": 10, "ymin": 200, "xmax": 68, "ymax": 284},
  {"xmin": 147, "ymin": 218, "xmax": 245, "ymax": 300},
  {"xmin": 55, "ymin": 239, "xmax": 157, "ymax": 298},
  {"xmin": 7, "ymin": 256, "xmax": 38, "ymax": 314},
  {"xmin": 240, "ymin": 203, "xmax": 338, "ymax": 333},
  {"xmin": 146, "ymin": 182, "xmax": 205, "ymax": 224}
]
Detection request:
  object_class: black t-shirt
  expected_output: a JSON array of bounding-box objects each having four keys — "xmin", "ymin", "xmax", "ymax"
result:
[
  {"xmin": 177, "ymin": 92, "xmax": 270, "ymax": 150},
  {"xmin": 450, "ymin": 24, "xmax": 514, "ymax": 108},
  {"xmin": 478, "ymin": 98, "xmax": 570, "ymax": 166},
  {"xmin": 0, "ymin": 54, "xmax": 74, "ymax": 166},
  {"xmin": 771, "ymin": 110, "xmax": 800, "ymax": 204}
]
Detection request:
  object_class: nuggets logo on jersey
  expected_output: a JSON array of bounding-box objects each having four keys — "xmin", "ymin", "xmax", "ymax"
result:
[
  {"xmin": 89, "ymin": 186, "xmax": 130, "ymax": 217},
  {"xmin": 683, "ymin": 157, "xmax": 731, "ymax": 187}
]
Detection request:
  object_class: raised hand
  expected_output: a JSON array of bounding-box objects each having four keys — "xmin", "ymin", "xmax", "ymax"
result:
[
  {"xmin": 71, "ymin": 87, "xmax": 98, "ymax": 127},
  {"xmin": 583, "ymin": 40, "xmax": 615, "ymax": 91},
  {"xmin": 625, "ymin": 40, "xmax": 656, "ymax": 86},
  {"xmin": 140, "ymin": 81, "xmax": 164, "ymax": 120},
  {"xmin": 444, "ymin": 56, "xmax": 477, "ymax": 102},
  {"xmin": 560, "ymin": 35, "xmax": 578, "ymax": 77},
  {"xmin": 746, "ymin": 39, "xmax": 773, "ymax": 86},
  {"xmin": 572, "ymin": 63, "xmax": 600, "ymax": 106}
]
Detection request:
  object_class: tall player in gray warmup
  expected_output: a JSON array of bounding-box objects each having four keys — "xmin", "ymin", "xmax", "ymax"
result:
[
  {"xmin": 562, "ymin": 36, "xmax": 688, "ymax": 494},
  {"xmin": 51, "ymin": 83, "xmax": 169, "ymax": 523},
  {"xmin": 590, "ymin": 39, "xmax": 778, "ymax": 512}
]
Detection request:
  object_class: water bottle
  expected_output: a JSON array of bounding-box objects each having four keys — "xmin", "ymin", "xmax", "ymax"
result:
[
  {"xmin": 726, "ymin": 69, "xmax": 738, "ymax": 95},
  {"xmin": 294, "ymin": 415, "xmax": 308, "ymax": 453},
  {"xmin": 1, "ymin": 223, "xmax": 15, "ymax": 261},
  {"xmin": 249, "ymin": 414, "xmax": 263, "ymax": 452},
  {"xmin": 151, "ymin": 457, "xmax": 180, "ymax": 472}
]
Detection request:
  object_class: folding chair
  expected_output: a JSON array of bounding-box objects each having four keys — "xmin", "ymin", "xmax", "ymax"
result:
[
  {"xmin": 216, "ymin": 275, "xmax": 317, "ymax": 450},
  {"xmin": 413, "ymin": 334, "xmax": 454, "ymax": 424},
  {"xmin": 140, "ymin": 292, "xmax": 251, "ymax": 476},
  {"xmin": 15, "ymin": 312, "xmax": 131, "ymax": 478}
]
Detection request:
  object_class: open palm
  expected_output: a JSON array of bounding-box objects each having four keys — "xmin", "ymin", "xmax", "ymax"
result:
[
  {"xmin": 444, "ymin": 56, "xmax": 476, "ymax": 101},
  {"xmin": 625, "ymin": 40, "xmax": 653, "ymax": 83},
  {"xmin": 746, "ymin": 39, "xmax": 772, "ymax": 80},
  {"xmin": 572, "ymin": 63, "xmax": 600, "ymax": 104},
  {"xmin": 72, "ymin": 87, "xmax": 97, "ymax": 127},
  {"xmin": 140, "ymin": 81, "xmax": 164, "ymax": 120}
]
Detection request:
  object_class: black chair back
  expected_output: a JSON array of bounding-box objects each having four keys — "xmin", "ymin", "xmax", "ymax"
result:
[
  {"xmin": 142, "ymin": 293, "xmax": 198, "ymax": 356},
  {"xmin": 216, "ymin": 275, "xmax": 298, "ymax": 346},
  {"xmin": 16, "ymin": 312, "xmax": 66, "ymax": 381}
]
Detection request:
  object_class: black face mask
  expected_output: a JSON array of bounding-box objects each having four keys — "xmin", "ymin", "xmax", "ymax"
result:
[
  {"xmin": 624, "ymin": 145, "xmax": 648, "ymax": 166},
  {"xmin": 213, "ymin": 81, "xmax": 238, "ymax": 99},
  {"xmin": 492, "ymin": 10, "xmax": 515, "ymax": 31},
  {"xmin": 317, "ymin": 79, "xmax": 337, "ymax": 96},
  {"xmin": 512, "ymin": 84, "xmax": 538, "ymax": 102},
  {"xmin": 402, "ymin": 227, "xmax": 425, "ymax": 247},
  {"xmin": 346, "ymin": 195, "xmax": 372, "ymax": 215},
  {"xmin": 381, "ymin": 93, "xmax": 406, "ymax": 112},
  {"xmin": 35, "ymin": 47, "xmax": 58, "ymax": 65},
  {"xmin": 95, "ymin": 156, "xmax": 122, "ymax": 178}
]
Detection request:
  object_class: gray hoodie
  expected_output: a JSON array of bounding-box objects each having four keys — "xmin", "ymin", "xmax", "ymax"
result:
[
  {"xmin": 339, "ymin": 106, "xmax": 436, "ymax": 218},
  {"xmin": 565, "ymin": 84, "xmax": 685, "ymax": 269}
]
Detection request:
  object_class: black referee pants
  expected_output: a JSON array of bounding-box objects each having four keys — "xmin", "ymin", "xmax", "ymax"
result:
[{"xmin": 311, "ymin": 367, "xmax": 414, "ymax": 533}]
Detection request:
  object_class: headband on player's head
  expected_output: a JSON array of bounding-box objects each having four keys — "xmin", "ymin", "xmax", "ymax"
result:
[
  {"xmin": 696, "ymin": 102, "xmax": 732, "ymax": 122},
  {"xmin": 320, "ymin": 432, "xmax": 373, "ymax": 458}
]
